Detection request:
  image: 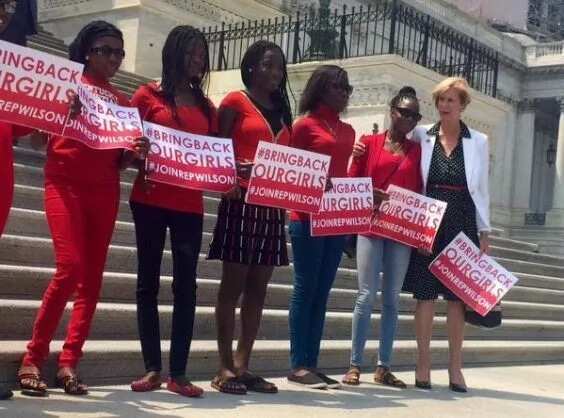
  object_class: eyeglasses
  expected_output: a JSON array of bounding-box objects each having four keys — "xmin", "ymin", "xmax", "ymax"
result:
[
  {"xmin": 90, "ymin": 46, "xmax": 126, "ymax": 59},
  {"xmin": 331, "ymin": 82, "xmax": 354, "ymax": 96},
  {"xmin": 0, "ymin": 0, "xmax": 16, "ymax": 14},
  {"xmin": 394, "ymin": 106, "xmax": 422, "ymax": 121}
]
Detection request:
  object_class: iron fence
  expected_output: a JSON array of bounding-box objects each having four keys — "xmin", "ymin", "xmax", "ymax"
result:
[{"xmin": 202, "ymin": 0, "xmax": 499, "ymax": 97}]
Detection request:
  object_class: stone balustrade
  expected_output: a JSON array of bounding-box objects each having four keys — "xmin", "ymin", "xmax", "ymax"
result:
[{"xmin": 526, "ymin": 41, "xmax": 564, "ymax": 66}]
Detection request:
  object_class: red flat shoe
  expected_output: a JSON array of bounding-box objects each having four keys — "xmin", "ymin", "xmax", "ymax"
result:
[
  {"xmin": 167, "ymin": 379, "xmax": 204, "ymax": 398},
  {"xmin": 131, "ymin": 378, "xmax": 162, "ymax": 392}
]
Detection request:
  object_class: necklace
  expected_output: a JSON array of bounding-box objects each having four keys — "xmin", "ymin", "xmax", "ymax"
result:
[
  {"xmin": 320, "ymin": 118, "xmax": 338, "ymax": 139},
  {"xmin": 385, "ymin": 132, "xmax": 404, "ymax": 155}
]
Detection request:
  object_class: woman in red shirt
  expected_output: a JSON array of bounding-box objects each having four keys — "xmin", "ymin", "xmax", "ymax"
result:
[
  {"xmin": 18, "ymin": 21, "xmax": 147, "ymax": 397},
  {"xmin": 286, "ymin": 65, "xmax": 355, "ymax": 389},
  {"xmin": 208, "ymin": 40, "xmax": 293, "ymax": 395},
  {"xmin": 128, "ymin": 26, "xmax": 216, "ymax": 399},
  {"xmin": 341, "ymin": 88, "xmax": 422, "ymax": 388}
]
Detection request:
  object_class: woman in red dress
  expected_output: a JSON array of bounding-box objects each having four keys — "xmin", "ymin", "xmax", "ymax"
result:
[{"xmin": 208, "ymin": 40, "xmax": 293, "ymax": 395}]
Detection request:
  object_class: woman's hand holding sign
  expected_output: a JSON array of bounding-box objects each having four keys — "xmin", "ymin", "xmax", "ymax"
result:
[{"xmin": 372, "ymin": 187, "xmax": 389, "ymax": 210}]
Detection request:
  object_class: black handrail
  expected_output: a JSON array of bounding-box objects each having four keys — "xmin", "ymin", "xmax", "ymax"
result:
[{"xmin": 202, "ymin": 0, "xmax": 499, "ymax": 97}]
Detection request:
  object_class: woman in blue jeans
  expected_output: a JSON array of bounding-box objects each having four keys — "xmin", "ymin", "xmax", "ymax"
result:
[
  {"xmin": 287, "ymin": 65, "xmax": 355, "ymax": 389},
  {"xmin": 342, "ymin": 87, "xmax": 422, "ymax": 387}
]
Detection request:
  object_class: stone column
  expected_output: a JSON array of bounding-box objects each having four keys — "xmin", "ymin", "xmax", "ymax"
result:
[
  {"xmin": 512, "ymin": 99, "xmax": 537, "ymax": 212},
  {"xmin": 546, "ymin": 98, "xmax": 564, "ymax": 226}
]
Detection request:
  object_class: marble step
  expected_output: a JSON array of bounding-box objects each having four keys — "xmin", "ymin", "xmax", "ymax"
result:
[
  {"xmin": 0, "ymin": 264, "xmax": 562, "ymax": 318},
  {"xmin": 2, "ymin": 339, "xmax": 563, "ymax": 386},
  {"xmin": 2, "ymin": 298, "xmax": 564, "ymax": 342},
  {"xmin": 8, "ymin": 188, "xmax": 550, "ymax": 270},
  {"xmin": 2, "ymin": 234, "xmax": 564, "ymax": 294}
]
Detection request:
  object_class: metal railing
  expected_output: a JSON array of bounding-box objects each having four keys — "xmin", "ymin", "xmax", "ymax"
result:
[{"xmin": 202, "ymin": 0, "xmax": 499, "ymax": 97}]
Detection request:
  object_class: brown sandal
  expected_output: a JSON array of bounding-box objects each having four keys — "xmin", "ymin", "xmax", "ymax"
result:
[
  {"xmin": 374, "ymin": 368, "xmax": 407, "ymax": 389},
  {"xmin": 341, "ymin": 367, "xmax": 361, "ymax": 385},
  {"xmin": 211, "ymin": 375, "xmax": 247, "ymax": 395},
  {"xmin": 55, "ymin": 372, "xmax": 88, "ymax": 395},
  {"xmin": 18, "ymin": 369, "xmax": 48, "ymax": 397}
]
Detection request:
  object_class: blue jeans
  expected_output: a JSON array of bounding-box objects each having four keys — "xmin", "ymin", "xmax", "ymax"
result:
[
  {"xmin": 288, "ymin": 221, "xmax": 345, "ymax": 369},
  {"xmin": 350, "ymin": 235, "xmax": 412, "ymax": 368}
]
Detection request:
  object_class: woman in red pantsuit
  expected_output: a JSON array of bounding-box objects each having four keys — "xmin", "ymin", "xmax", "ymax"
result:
[{"xmin": 17, "ymin": 21, "xmax": 147, "ymax": 397}]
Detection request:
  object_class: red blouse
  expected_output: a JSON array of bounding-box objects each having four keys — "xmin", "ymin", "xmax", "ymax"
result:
[
  {"xmin": 349, "ymin": 132, "xmax": 422, "ymax": 238},
  {"xmin": 289, "ymin": 105, "xmax": 356, "ymax": 222},
  {"xmin": 129, "ymin": 83, "xmax": 218, "ymax": 214},
  {"xmin": 220, "ymin": 90, "xmax": 291, "ymax": 188},
  {"xmin": 45, "ymin": 73, "xmax": 129, "ymax": 186}
]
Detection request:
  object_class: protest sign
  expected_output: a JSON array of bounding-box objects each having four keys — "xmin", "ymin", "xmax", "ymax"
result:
[
  {"xmin": 311, "ymin": 177, "xmax": 373, "ymax": 236},
  {"xmin": 429, "ymin": 232, "xmax": 519, "ymax": 316},
  {"xmin": 246, "ymin": 141, "xmax": 330, "ymax": 213},
  {"xmin": 370, "ymin": 185, "xmax": 447, "ymax": 251},
  {"xmin": 63, "ymin": 84, "xmax": 142, "ymax": 149},
  {"xmin": 0, "ymin": 40, "xmax": 83, "ymax": 134},
  {"xmin": 144, "ymin": 121, "xmax": 236, "ymax": 193}
]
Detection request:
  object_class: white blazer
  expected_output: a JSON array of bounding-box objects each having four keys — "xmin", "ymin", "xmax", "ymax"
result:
[{"xmin": 412, "ymin": 123, "xmax": 491, "ymax": 233}]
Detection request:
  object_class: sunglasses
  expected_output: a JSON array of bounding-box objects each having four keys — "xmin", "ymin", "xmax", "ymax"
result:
[
  {"xmin": 90, "ymin": 46, "xmax": 126, "ymax": 59},
  {"xmin": 331, "ymin": 82, "xmax": 354, "ymax": 96},
  {"xmin": 394, "ymin": 106, "xmax": 422, "ymax": 121}
]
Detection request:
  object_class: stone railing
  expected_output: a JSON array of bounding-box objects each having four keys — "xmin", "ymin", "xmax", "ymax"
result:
[
  {"xmin": 525, "ymin": 41, "xmax": 564, "ymax": 66},
  {"xmin": 38, "ymin": 0, "xmax": 94, "ymax": 10}
]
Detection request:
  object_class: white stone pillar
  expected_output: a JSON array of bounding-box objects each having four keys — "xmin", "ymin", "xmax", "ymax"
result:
[
  {"xmin": 512, "ymin": 99, "xmax": 537, "ymax": 212},
  {"xmin": 546, "ymin": 98, "xmax": 564, "ymax": 226}
]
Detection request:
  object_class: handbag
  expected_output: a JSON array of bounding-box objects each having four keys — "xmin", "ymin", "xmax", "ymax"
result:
[{"xmin": 464, "ymin": 303, "xmax": 502, "ymax": 329}]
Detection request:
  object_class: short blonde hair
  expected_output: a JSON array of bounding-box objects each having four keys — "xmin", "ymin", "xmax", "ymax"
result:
[{"xmin": 432, "ymin": 77, "xmax": 471, "ymax": 109}]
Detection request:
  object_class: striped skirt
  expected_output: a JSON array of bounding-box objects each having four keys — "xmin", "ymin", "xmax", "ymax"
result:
[{"xmin": 207, "ymin": 195, "xmax": 289, "ymax": 266}]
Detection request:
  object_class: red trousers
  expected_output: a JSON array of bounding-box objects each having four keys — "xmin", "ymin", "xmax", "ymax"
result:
[{"xmin": 22, "ymin": 180, "xmax": 119, "ymax": 368}]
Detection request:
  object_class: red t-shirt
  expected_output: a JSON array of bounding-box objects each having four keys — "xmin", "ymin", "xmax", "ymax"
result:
[
  {"xmin": 129, "ymin": 83, "xmax": 218, "ymax": 214},
  {"xmin": 45, "ymin": 73, "xmax": 129, "ymax": 185},
  {"xmin": 349, "ymin": 132, "xmax": 423, "ymax": 238},
  {"xmin": 220, "ymin": 90, "xmax": 291, "ymax": 188},
  {"xmin": 289, "ymin": 105, "xmax": 356, "ymax": 222}
]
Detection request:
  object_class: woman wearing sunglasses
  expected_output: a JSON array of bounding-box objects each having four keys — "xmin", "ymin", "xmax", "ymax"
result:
[
  {"xmin": 18, "ymin": 21, "xmax": 147, "ymax": 397},
  {"xmin": 342, "ymin": 87, "xmax": 422, "ymax": 388},
  {"xmin": 287, "ymin": 65, "xmax": 355, "ymax": 389}
]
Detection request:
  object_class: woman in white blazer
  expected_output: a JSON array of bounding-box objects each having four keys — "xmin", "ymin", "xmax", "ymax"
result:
[{"xmin": 402, "ymin": 77, "xmax": 491, "ymax": 393}]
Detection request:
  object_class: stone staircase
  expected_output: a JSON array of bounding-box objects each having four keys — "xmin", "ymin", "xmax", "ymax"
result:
[
  {"xmin": 1, "ymin": 28, "xmax": 564, "ymax": 387},
  {"xmin": 1, "ymin": 145, "xmax": 564, "ymax": 386}
]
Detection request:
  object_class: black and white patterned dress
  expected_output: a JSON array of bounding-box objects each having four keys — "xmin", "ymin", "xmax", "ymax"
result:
[{"xmin": 402, "ymin": 122, "xmax": 480, "ymax": 301}]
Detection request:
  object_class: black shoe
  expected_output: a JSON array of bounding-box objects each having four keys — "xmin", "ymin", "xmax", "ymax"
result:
[
  {"xmin": 0, "ymin": 385, "xmax": 13, "ymax": 400},
  {"xmin": 449, "ymin": 382, "xmax": 468, "ymax": 393},
  {"xmin": 415, "ymin": 380, "xmax": 432, "ymax": 390},
  {"xmin": 287, "ymin": 372, "xmax": 327, "ymax": 389},
  {"xmin": 315, "ymin": 373, "xmax": 341, "ymax": 389}
]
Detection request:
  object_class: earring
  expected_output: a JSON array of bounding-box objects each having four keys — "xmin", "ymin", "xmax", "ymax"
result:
[
  {"xmin": 85, "ymin": 55, "xmax": 90, "ymax": 60},
  {"xmin": 248, "ymin": 68, "xmax": 253, "ymax": 73}
]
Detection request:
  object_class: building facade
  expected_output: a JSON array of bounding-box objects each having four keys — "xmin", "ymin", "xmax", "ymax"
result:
[{"xmin": 37, "ymin": 0, "xmax": 564, "ymax": 253}]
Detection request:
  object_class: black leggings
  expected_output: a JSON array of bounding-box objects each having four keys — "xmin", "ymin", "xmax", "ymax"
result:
[{"xmin": 130, "ymin": 201, "xmax": 203, "ymax": 377}]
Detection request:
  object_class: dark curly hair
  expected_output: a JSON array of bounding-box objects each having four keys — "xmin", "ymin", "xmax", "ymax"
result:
[
  {"xmin": 298, "ymin": 65, "xmax": 349, "ymax": 115},
  {"xmin": 240, "ymin": 40, "xmax": 293, "ymax": 129}
]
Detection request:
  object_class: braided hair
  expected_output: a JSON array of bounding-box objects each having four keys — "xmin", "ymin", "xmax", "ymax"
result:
[
  {"xmin": 69, "ymin": 20, "xmax": 123, "ymax": 65},
  {"xmin": 160, "ymin": 25, "xmax": 212, "ymax": 127},
  {"xmin": 390, "ymin": 85, "xmax": 418, "ymax": 108},
  {"xmin": 240, "ymin": 40, "xmax": 293, "ymax": 129},
  {"xmin": 298, "ymin": 64, "xmax": 349, "ymax": 115}
]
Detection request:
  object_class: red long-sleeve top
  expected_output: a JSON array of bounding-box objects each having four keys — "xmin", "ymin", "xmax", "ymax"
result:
[
  {"xmin": 129, "ymin": 83, "xmax": 218, "ymax": 214},
  {"xmin": 289, "ymin": 104, "xmax": 355, "ymax": 222},
  {"xmin": 348, "ymin": 132, "xmax": 423, "ymax": 238}
]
